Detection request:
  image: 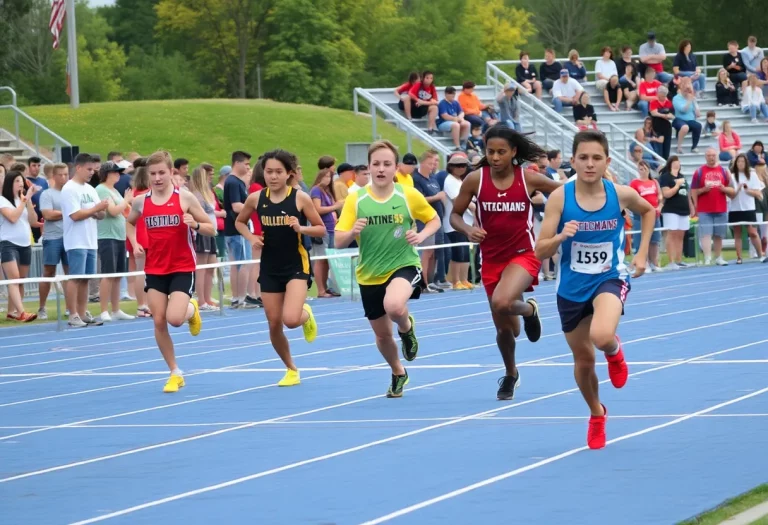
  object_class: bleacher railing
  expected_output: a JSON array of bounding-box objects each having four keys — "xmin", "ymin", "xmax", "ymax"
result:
[{"xmin": 0, "ymin": 86, "xmax": 71, "ymax": 163}]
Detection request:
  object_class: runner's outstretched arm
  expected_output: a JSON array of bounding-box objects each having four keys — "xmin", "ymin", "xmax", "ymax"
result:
[
  {"xmin": 534, "ymin": 187, "xmax": 568, "ymax": 261},
  {"xmin": 617, "ymin": 185, "xmax": 654, "ymax": 276}
]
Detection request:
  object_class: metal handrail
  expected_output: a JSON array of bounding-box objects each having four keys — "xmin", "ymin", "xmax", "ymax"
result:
[
  {"xmin": 0, "ymin": 86, "xmax": 72, "ymax": 163},
  {"xmin": 353, "ymin": 87, "xmax": 451, "ymax": 158},
  {"xmin": 485, "ymin": 63, "xmax": 639, "ymax": 182}
]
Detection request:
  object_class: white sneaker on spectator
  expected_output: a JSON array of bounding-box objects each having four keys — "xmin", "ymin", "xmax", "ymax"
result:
[
  {"xmin": 648, "ymin": 263, "xmax": 661, "ymax": 272},
  {"xmin": 704, "ymin": 256, "xmax": 712, "ymax": 265},
  {"xmin": 665, "ymin": 262, "xmax": 680, "ymax": 270},
  {"xmin": 68, "ymin": 316, "xmax": 87, "ymax": 328},
  {"xmin": 37, "ymin": 308, "xmax": 48, "ymax": 320},
  {"xmin": 100, "ymin": 311, "xmax": 113, "ymax": 322},
  {"xmin": 434, "ymin": 281, "xmax": 452, "ymax": 290},
  {"xmin": 426, "ymin": 283, "xmax": 444, "ymax": 293},
  {"xmin": 84, "ymin": 311, "xmax": 104, "ymax": 326},
  {"xmin": 715, "ymin": 256, "xmax": 729, "ymax": 266},
  {"xmin": 112, "ymin": 310, "xmax": 135, "ymax": 320}
]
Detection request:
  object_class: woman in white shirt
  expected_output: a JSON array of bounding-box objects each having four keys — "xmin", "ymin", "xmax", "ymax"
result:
[
  {"xmin": 442, "ymin": 152, "xmax": 475, "ymax": 290},
  {"xmin": 0, "ymin": 170, "xmax": 40, "ymax": 321},
  {"xmin": 741, "ymin": 74, "xmax": 768, "ymax": 123},
  {"xmin": 595, "ymin": 46, "xmax": 618, "ymax": 92},
  {"xmin": 729, "ymin": 154, "xmax": 766, "ymax": 263}
]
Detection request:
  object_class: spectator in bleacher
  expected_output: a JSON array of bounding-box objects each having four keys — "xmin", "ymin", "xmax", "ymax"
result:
[
  {"xmin": 741, "ymin": 74, "xmax": 768, "ymax": 122},
  {"xmin": 672, "ymin": 39, "xmax": 706, "ymax": 96},
  {"xmin": 310, "ymin": 168, "xmax": 343, "ymax": 298},
  {"xmin": 394, "ymin": 72, "xmax": 420, "ymax": 120},
  {"xmin": 619, "ymin": 63, "xmax": 639, "ymax": 109},
  {"xmin": 565, "ymin": 49, "xmax": 588, "ymax": 83},
  {"xmin": 62, "ymin": 153, "xmax": 109, "ymax": 327},
  {"xmin": 595, "ymin": 47, "xmax": 618, "ymax": 92},
  {"xmin": 515, "ymin": 52, "xmax": 543, "ymax": 98},
  {"xmin": 715, "ymin": 68, "xmax": 739, "ymax": 107},
  {"xmin": 37, "ymin": 163, "xmax": 69, "ymax": 319},
  {"xmin": 125, "ymin": 160, "xmax": 151, "ymax": 317},
  {"xmin": 629, "ymin": 160, "xmax": 662, "ymax": 271},
  {"xmin": 465, "ymin": 125, "xmax": 485, "ymax": 155},
  {"xmin": 718, "ymin": 120, "xmax": 742, "ymax": 162},
  {"xmin": 728, "ymin": 153, "xmax": 766, "ymax": 263},
  {"xmin": 539, "ymin": 49, "xmax": 563, "ymax": 91},
  {"xmin": 442, "ymin": 152, "xmax": 474, "ymax": 290},
  {"xmin": 223, "ymin": 150, "xmax": 257, "ymax": 309},
  {"xmin": 546, "ymin": 149, "xmax": 563, "ymax": 179},
  {"xmin": 691, "ymin": 148, "xmax": 734, "ymax": 265},
  {"xmin": 458, "ymin": 82, "xmax": 498, "ymax": 131},
  {"xmin": 496, "ymin": 83, "xmax": 521, "ymax": 131},
  {"xmin": 640, "ymin": 32, "xmax": 673, "ymax": 83},
  {"xmin": 413, "ymin": 150, "xmax": 448, "ymax": 293},
  {"xmin": 742, "ymin": 37, "xmax": 764, "ymax": 75},
  {"xmin": 551, "ymin": 69, "xmax": 583, "ymax": 113},
  {"xmin": 672, "ymin": 77, "xmax": 702, "ymax": 154},
  {"xmin": 617, "ymin": 45, "xmax": 640, "ymax": 83},
  {"xmin": 95, "ymin": 161, "xmax": 133, "ymax": 322},
  {"xmin": 395, "ymin": 153, "xmax": 417, "ymax": 187},
  {"xmin": 349, "ymin": 165, "xmax": 370, "ymax": 191},
  {"xmin": 638, "ymin": 67, "xmax": 662, "ymax": 117},
  {"xmin": 438, "ymin": 86, "xmax": 472, "ymax": 150},
  {"xmin": 573, "ymin": 91, "xmax": 598, "ymax": 130},
  {"xmin": 724, "ymin": 41, "xmax": 748, "ymax": 89},
  {"xmin": 333, "ymin": 163, "xmax": 355, "ymax": 202},
  {"xmin": 649, "ymin": 86, "xmax": 675, "ymax": 159},
  {"xmin": 658, "ymin": 156, "xmax": 692, "ymax": 269},
  {"xmin": 408, "ymin": 71, "xmax": 439, "ymax": 134},
  {"xmin": 189, "ymin": 166, "xmax": 219, "ymax": 310},
  {"xmin": 748, "ymin": 141, "xmax": 768, "ymax": 167},
  {"xmin": 604, "ymin": 75, "xmax": 624, "ymax": 111},
  {"xmin": 0, "ymin": 153, "xmax": 14, "ymax": 169},
  {"xmin": 756, "ymin": 58, "xmax": 768, "ymax": 96},
  {"xmin": 703, "ymin": 110, "xmax": 721, "ymax": 138},
  {"xmin": 0, "ymin": 170, "xmax": 39, "ymax": 321}
]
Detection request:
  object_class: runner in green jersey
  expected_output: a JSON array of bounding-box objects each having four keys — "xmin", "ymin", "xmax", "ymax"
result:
[{"xmin": 335, "ymin": 140, "xmax": 441, "ymax": 398}]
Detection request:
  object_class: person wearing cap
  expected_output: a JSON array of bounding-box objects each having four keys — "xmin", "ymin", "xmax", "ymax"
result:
[
  {"xmin": 349, "ymin": 165, "xmax": 370, "ymax": 192},
  {"xmin": 395, "ymin": 153, "xmax": 417, "ymax": 187},
  {"xmin": 95, "ymin": 161, "xmax": 134, "ymax": 322},
  {"xmin": 437, "ymin": 86, "xmax": 471, "ymax": 150},
  {"xmin": 496, "ymin": 83, "xmax": 522, "ymax": 132},
  {"xmin": 442, "ymin": 152, "xmax": 475, "ymax": 290},
  {"xmin": 551, "ymin": 69, "xmax": 584, "ymax": 113},
  {"xmin": 333, "ymin": 162, "xmax": 355, "ymax": 201},
  {"xmin": 639, "ymin": 31, "xmax": 673, "ymax": 83}
]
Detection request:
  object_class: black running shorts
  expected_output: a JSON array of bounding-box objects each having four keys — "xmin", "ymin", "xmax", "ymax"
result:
[
  {"xmin": 556, "ymin": 278, "xmax": 630, "ymax": 333},
  {"xmin": 145, "ymin": 272, "xmax": 195, "ymax": 297},
  {"xmin": 258, "ymin": 271, "xmax": 312, "ymax": 294},
  {"xmin": 359, "ymin": 265, "xmax": 422, "ymax": 321}
]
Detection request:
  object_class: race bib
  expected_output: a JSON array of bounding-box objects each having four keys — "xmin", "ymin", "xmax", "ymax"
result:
[{"xmin": 571, "ymin": 241, "xmax": 612, "ymax": 274}]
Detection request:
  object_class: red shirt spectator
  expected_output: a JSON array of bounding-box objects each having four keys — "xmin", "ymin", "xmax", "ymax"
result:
[
  {"xmin": 408, "ymin": 80, "xmax": 437, "ymax": 105},
  {"xmin": 630, "ymin": 177, "xmax": 661, "ymax": 216},
  {"xmin": 249, "ymin": 182, "xmax": 263, "ymax": 235},
  {"xmin": 649, "ymin": 97, "xmax": 672, "ymax": 113},
  {"xmin": 691, "ymin": 164, "xmax": 731, "ymax": 214},
  {"xmin": 640, "ymin": 80, "xmax": 662, "ymax": 100}
]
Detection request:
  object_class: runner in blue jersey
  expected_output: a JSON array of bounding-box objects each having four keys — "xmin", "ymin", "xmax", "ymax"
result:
[{"xmin": 535, "ymin": 130, "xmax": 656, "ymax": 450}]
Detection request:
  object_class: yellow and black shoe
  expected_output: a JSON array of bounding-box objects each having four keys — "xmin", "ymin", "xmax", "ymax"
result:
[
  {"xmin": 398, "ymin": 315, "xmax": 418, "ymax": 362},
  {"xmin": 302, "ymin": 304, "xmax": 317, "ymax": 343},
  {"xmin": 386, "ymin": 370, "xmax": 409, "ymax": 398},
  {"xmin": 188, "ymin": 298, "xmax": 202, "ymax": 337},
  {"xmin": 163, "ymin": 374, "xmax": 185, "ymax": 393}
]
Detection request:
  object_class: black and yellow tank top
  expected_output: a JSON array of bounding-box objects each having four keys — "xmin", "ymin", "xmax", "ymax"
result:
[{"xmin": 258, "ymin": 187, "xmax": 310, "ymax": 276}]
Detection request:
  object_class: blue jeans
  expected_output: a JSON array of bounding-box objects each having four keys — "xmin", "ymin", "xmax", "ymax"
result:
[
  {"xmin": 637, "ymin": 100, "xmax": 650, "ymax": 117},
  {"xmin": 656, "ymin": 71, "xmax": 673, "ymax": 83},
  {"xmin": 553, "ymin": 98, "xmax": 574, "ymax": 113},
  {"xmin": 678, "ymin": 71, "xmax": 706, "ymax": 92},
  {"xmin": 225, "ymin": 235, "xmax": 248, "ymax": 268},
  {"xmin": 719, "ymin": 151, "xmax": 734, "ymax": 162},
  {"xmin": 743, "ymin": 103, "xmax": 768, "ymax": 120},
  {"xmin": 433, "ymin": 227, "xmax": 448, "ymax": 284},
  {"xmin": 67, "ymin": 249, "xmax": 97, "ymax": 277},
  {"xmin": 504, "ymin": 119, "xmax": 522, "ymax": 132},
  {"xmin": 672, "ymin": 118, "xmax": 702, "ymax": 150}
]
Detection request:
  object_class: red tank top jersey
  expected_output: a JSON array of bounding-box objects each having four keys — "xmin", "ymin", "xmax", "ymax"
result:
[
  {"xmin": 249, "ymin": 182, "xmax": 263, "ymax": 235},
  {"xmin": 475, "ymin": 165, "xmax": 535, "ymax": 263},
  {"xmin": 142, "ymin": 188, "xmax": 196, "ymax": 275}
]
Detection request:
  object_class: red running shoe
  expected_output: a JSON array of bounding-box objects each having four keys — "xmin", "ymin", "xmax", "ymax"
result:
[
  {"xmin": 587, "ymin": 404, "xmax": 607, "ymax": 450},
  {"xmin": 605, "ymin": 335, "xmax": 628, "ymax": 388}
]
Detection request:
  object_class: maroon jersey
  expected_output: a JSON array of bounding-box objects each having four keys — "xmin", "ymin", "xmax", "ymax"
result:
[
  {"xmin": 475, "ymin": 165, "xmax": 535, "ymax": 263},
  {"xmin": 142, "ymin": 188, "xmax": 196, "ymax": 275}
]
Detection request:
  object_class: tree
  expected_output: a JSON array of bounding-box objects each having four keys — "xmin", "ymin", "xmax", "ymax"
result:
[
  {"xmin": 0, "ymin": 0, "xmax": 33, "ymax": 74},
  {"xmin": 155, "ymin": 0, "xmax": 272, "ymax": 98},
  {"xmin": 528, "ymin": 0, "xmax": 596, "ymax": 54},
  {"xmin": 466, "ymin": 0, "xmax": 536, "ymax": 60}
]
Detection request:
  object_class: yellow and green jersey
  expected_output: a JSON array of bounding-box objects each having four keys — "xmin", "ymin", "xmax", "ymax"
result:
[{"xmin": 336, "ymin": 184, "xmax": 437, "ymax": 285}]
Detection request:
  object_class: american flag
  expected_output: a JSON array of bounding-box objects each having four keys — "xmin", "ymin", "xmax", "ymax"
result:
[{"xmin": 49, "ymin": 0, "xmax": 66, "ymax": 49}]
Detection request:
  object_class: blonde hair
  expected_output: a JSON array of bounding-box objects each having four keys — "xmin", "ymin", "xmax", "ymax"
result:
[
  {"xmin": 146, "ymin": 150, "xmax": 173, "ymax": 169},
  {"xmin": 568, "ymin": 49, "xmax": 579, "ymax": 61},
  {"xmin": 51, "ymin": 163, "xmax": 68, "ymax": 177},
  {"xmin": 420, "ymin": 149, "xmax": 439, "ymax": 163},
  {"xmin": 368, "ymin": 140, "xmax": 400, "ymax": 164},
  {"xmin": 188, "ymin": 166, "xmax": 214, "ymax": 205}
]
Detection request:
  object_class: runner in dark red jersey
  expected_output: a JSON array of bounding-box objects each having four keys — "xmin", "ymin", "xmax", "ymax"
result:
[
  {"xmin": 126, "ymin": 151, "xmax": 216, "ymax": 393},
  {"xmin": 450, "ymin": 124, "xmax": 561, "ymax": 400}
]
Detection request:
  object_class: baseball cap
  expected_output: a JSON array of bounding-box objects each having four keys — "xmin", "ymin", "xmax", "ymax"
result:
[
  {"xmin": 337, "ymin": 162, "xmax": 355, "ymax": 174},
  {"xmin": 219, "ymin": 165, "xmax": 232, "ymax": 176},
  {"xmin": 402, "ymin": 153, "xmax": 418, "ymax": 166},
  {"xmin": 448, "ymin": 152, "xmax": 469, "ymax": 165},
  {"xmin": 647, "ymin": 31, "xmax": 656, "ymax": 40},
  {"xmin": 99, "ymin": 161, "xmax": 125, "ymax": 176},
  {"xmin": 560, "ymin": 69, "xmax": 569, "ymax": 77}
]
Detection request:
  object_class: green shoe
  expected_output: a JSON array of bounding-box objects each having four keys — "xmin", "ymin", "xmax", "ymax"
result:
[
  {"xmin": 386, "ymin": 370, "xmax": 410, "ymax": 398},
  {"xmin": 398, "ymin": 314, "xmax": 419, "ymax": 362}
]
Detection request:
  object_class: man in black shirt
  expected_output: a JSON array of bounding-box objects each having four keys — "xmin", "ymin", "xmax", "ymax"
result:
[
  {"xmin": 723, "ymin": 40, "xmax": 748, "ymax": 88},
  {"xmin": 539, "ymin": 49, "xmax": 564, "ymax": 92}
]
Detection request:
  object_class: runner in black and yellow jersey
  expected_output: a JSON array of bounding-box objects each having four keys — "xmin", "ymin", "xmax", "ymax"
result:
[
  {"xmin": 335, "ymin": 140, "xmax": 441, "ymax": 397},
  {"xmin": 236, "ymin": 149, "xmax": 327, "ymax": 387}
]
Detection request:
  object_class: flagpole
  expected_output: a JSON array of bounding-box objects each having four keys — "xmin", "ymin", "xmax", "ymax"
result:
[{"xmin": 65, "ymin": 0, "xmax": 79, "ymax": 108}]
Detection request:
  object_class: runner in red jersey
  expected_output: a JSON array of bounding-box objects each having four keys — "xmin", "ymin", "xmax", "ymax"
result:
[
  {"xmin": 450, "ymin": 124, "xmax": 561, "ymax": 400},
  {"xmin": 126, "ymin": 151, "xmax": 216, "ymax": 393}
]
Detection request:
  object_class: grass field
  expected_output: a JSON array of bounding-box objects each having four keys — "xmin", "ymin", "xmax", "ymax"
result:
[
  {"xmin": 678, "ymin": 484, "xmax": 768, "ymax": 525},
  {"xmin": 6, "ymin": 99, "xmax": 427, "ymax": 180}
]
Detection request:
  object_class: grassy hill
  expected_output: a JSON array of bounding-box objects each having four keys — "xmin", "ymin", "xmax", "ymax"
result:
[{"xmin": 17, "ymin": 99, "xmax": 427, "ymax": 179}]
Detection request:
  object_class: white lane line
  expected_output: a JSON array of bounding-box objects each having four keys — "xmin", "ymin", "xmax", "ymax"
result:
[
  {"xmin": 64, "ymin": 339, "xmax": 768, "ymax": 524},
  {"xmin": 357, "ymin": 386, "xmax": 768, "ymax": 525}
]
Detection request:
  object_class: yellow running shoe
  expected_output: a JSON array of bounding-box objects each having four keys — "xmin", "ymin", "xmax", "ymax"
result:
[
  {"xmin": 278, "ymin": 369, "xmax": 301, "ymax": 387},
  {"xmin": 163, "ymin": 374, "xmax": 185, "ymax": 393},
  {"xmin": 188, "ymin": 298, "xmax": 202, "ymax": 336},
  {"xmin": 302, "ymin": 303, "xmax": 317, "ymax": 343}
]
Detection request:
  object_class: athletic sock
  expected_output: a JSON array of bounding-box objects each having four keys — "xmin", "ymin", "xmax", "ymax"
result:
[{"xmin": 171, "ymin": 368, "xmax": 183, "ymax": 376}]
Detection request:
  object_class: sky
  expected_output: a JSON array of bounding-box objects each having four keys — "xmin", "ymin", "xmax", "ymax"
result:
[{"xmin": 88, "ymin": 0, "xmax": 116, "ymax": 6}]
